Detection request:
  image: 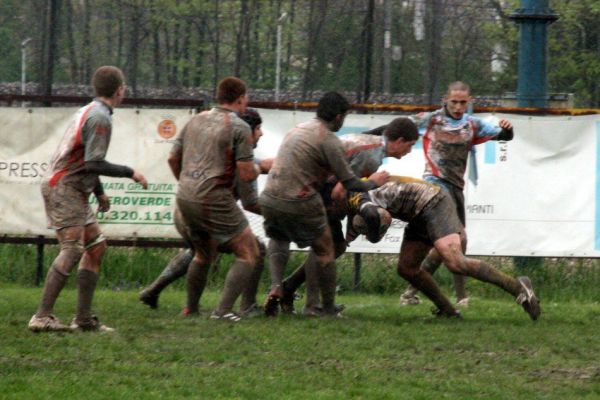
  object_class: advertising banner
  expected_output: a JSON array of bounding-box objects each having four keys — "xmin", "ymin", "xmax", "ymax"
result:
[{"xmin": 1, "ymin": 107, "xmax": 598, "ymax": 257}]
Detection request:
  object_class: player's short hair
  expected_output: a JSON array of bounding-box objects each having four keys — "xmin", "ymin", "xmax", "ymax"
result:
[
  {"xmin": 317, "ymin": 91, "xmax": 350, "ymax": 122},
  {"xmin": 240, "ymin": 108, "xmax": 262, "ymax": 131},
  {"xmin": 92, "ymin": 66, "xmax": 124, "ymax": 98},
  {"xmin": 217, "ymin": 76, "xmax": 247, "ymax": 104},
  {"xmin": 447, "ymin": 81, "xmax": 470, "ymax": 94},
  {"xmin": 384, "ymin": 117, "xmax": 419, "ymax": 142}
]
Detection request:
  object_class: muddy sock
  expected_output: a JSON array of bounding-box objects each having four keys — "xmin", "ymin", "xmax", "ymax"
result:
[
  {"xmin": 405, "ymin": 269, "xmax": 455, "ymax": 313},
  {"xmin": 75, "ymin": 269, "xmax": 99, "ymax": 323},
  {"xmin": 421, "ymin": 251, "xmax": 443, "ymax": 275},
  {"xmin": 267, "ymin": 240, "xmax": 290, "ymax": 291},
  {"xmin": 404, "ymin": 251, "xmax": 444, "ymax": 295},
  {"xmin": 283, "ymin": 264, "xmax": 306, "ymax": 295},
  {"xmin": 453, "ymin": 274, "xmax": 468, "ymax": 300},
  {"xmin": 319, "ymin": 261, "xmax": 337, "ymax": 313},
  {"xmin": 186, "ymin": 259, "xmax": 210, "ymax": 314},
  {"xmin": 148, "ymin": 249, "xmax": 193, "ymax": 296},
  {"xmin": 471, "ymin": 260, "xmax": 521, "ymax": 296},
  {"xmin": 36, "ymin": 265, "xmax": 70, "ymax": 317},
  {"xmin": 241, "ymin": 242, "xmax": 266, "ymax": 311},
  {"xmin": 216, "ymin": 259, "xmax": 253, "ymax": 315},
  {"xmin": 303, "ymin": 252, "xmax": 321, "ymax": 310}
]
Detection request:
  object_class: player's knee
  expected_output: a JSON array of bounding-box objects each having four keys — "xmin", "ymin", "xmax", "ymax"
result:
[
  {"xmin": 397, "ymin": 262, "xmax": 417, "ymax": 279},
  {"xmin": 85, "ymin": 233, "xmax": 107, "ymax": 259},
  {"xmin": 316, "ymin": 256, "xmax": 335, "ymax": 269},
  {"xmin": 238, "ymin": 238, "xmax": 259, "ymax": 265},
  {"xmin": 58, "ymin": 239, "xmax": 85, "ymax": 274}
]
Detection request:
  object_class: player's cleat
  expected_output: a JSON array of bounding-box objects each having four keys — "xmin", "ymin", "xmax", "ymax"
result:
[
  {"xmin": 333, "ymin": 304, "xmax": 346, "ymax": 313},
  {"xmin": 209, "ymin": 312, "xmax": 241, "ymax": 322},
  {"xmin": 456, "ymin": 297, "xmax": 470, "ymax": 308},
  {"xmin": 70, "ymin": 315, "xmax": 115, "ymax": 332},
  {"xmin": 181, "ymin": 307, "xmax": 200, "ymax": 317},
  {"xmin": 303, "ymin": 305, "xmax": 344, "ymax": 318},
  {"xmin": 139, "ymin": 288, "xmax": 159, "ymax": 309},
  {"xmin": 264, "ymin": 286, "xmax": 282, "ymax": 317},
  {"xmin": 400, "ymin": 292, "xmax": 421, "ymax": 306},
  {"xmin": 432, "ymin": 307, "xmax": 462, "ymax": 319},
  {"xmin": 28, "ymin": 314, "xmax": 70, "ymax": 332},
  {"xmin": 263, "ymin": 294, "xmax": 280, "ymax": 317},
  {"xmin": 240, "ymin": 303, "xmax": 263, "ymax": 318},
  {"xmin": 303, "ymin": 306, "xmax": 325, "ymax": 317},
  {"xmin": 516, "ymin": 276, "xmax": 541, "ymax": 321},
  {"xmin": 280, "ymin": 290, "xmax": 296, "ymax": 314}
]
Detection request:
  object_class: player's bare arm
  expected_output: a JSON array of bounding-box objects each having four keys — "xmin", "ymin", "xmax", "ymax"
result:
[
  {"xmin": 167, "ymin": 152, "xmax": 182, "ymax": 180},
  {"xmin": 237, "ymin": 160, "xmax": 259, "ymax": 182}
]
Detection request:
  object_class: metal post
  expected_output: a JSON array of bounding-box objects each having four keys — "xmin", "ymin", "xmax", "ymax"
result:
[
  {"xmin": 275, "ymin": 12, "xmax": 287, "ymax": 102},
  {"xmin": 353, "ymin": 253, "xmax": 362, "ymax": 291},
  {"xmin": 509, "ymin": 0, "xmax": 558, "ymax": 107},
  {"xmin": 21, "ymin": 38, "xmax": 32, "ymax": 107},
  {"xmin": 383, "ymin": 0, "xmax": 392, "ymax": 94},
  {"xmin": 36, "ymin": 235, "xmax": 45, "ymax": 286}
]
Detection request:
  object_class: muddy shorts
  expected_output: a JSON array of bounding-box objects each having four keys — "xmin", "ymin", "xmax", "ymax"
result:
[
  {"xmin": 403, "ymin": 192, "xmax": 463, "ymax": 245},
  {"xmin": 424, "ymin": 177, "xmax": 465, "ymax": 226},
  {"xmin": 41, "ymin": 181, "xmax": 96, "ymax": 230},
  {"xmin": 176, "ymin": 194, "xmax": 248, "ymax": 245},
  {"xmin": 261, "ymin": 206, "xmax": 328, "ymax": 248}
]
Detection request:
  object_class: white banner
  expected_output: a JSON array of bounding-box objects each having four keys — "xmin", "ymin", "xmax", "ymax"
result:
[{"xmin": 1, "ymin": 107, "xmax": 598, "ymax": 257}]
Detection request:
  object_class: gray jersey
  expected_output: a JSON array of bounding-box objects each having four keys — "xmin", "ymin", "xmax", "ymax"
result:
[
  {"xmin": 262, "ymin": 118, "xmax": 356, "ymax": 205},
  {"xmin": 340, "ymin": 133, "xmax": 386, "ymax": 178},
  {"xmin": 44, "ymin": 100, "xmax": 112, "ymax": 193},
  {"xmin": 368, "ymin": 180, "xmax": 441, "ymax": 221},
  {"xmin": 348, "ymin": 179, "xmax": 441, "ymax": 222},
  {"xmin": 172, "ymin": 107, "xmax": 254, "ymax": 203}
]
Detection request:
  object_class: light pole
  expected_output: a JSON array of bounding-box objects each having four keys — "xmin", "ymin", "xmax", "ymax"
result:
[
  {"xmin": 21, "ymin": 38, "xmax": 32, "ymax": 107},
  {"xmin": 275, "ymin": 12, "xmax": 287, "ymax": 102}
]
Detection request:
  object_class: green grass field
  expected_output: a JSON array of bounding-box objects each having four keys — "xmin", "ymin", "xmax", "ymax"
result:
[
  {"xmin": 1, "ymin": 285, "xmax": 599, "ymax": 399},
  {"xmin": 1, "ymin": 244, "xmax": 599, "ymax": 399}
]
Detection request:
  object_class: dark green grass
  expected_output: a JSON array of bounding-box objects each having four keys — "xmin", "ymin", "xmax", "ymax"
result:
[
  {"xmin": 2, "ymin": 243, "xmax": 600, "ymax": 302},
  {"xmin": 1, "ymin": 284, "xmax": 599, "ymax": 399},
  {"xmin": 1, "ymin": 244, "xmax": 599, "ymax": 398}
]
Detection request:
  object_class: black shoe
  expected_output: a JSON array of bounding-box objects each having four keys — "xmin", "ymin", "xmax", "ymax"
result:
[
  {"xmin": 280, "ymin": 290, "xmax": 296, "ymax": 314},
  {"xmin": 432, "ymin": 307, "xmax": 462, "ymax": 319},
  {"xmin": 139, "ymin": 288, "xmax": 159, "ymax": 309},
  {"xmin": 263, "ymin": 294, "xmax": 280, "ymax": 317}
]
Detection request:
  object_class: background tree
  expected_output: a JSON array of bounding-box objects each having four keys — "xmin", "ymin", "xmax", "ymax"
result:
[{"xmin": 1, "ymin": 0, "xmax": 597, "ymax": 107}]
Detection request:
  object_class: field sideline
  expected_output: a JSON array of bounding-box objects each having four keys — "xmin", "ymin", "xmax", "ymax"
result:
[{"xmin": 1, "ymin": 285, "xmax": 599, "ymax": 399}]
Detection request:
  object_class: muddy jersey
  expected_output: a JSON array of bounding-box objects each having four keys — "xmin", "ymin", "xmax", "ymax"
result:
[
  {"xmin": 412, "ymin": 108, "xmax": 502, "ymax": 189},
  {"xmin": 340, "ymin": 133, "xmax": 386, "ymax": 177},
  {"xmin": 349, "ymin": 178, "xmax": 442, "ymax": 222},
  {"xmin": 261, "ymin": 118, "xmax": 356, "ymax": 205},
  {"xmin": 172, "ymin": 107, "xmax": 254, "ymax": 203},
  {"xmin": 43, "ymin": 100, "xmax": 113, "ymax": 193}
]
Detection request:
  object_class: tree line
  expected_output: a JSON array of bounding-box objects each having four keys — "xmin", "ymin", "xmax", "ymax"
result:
[{"xmin": 0, "ymin": 0, "xmax": 598, "ymax": 107}]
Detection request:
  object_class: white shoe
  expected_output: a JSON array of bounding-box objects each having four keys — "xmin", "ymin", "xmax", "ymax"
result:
[
  {"xmin": 516, "ymin": 277, "xmax": 541, "ymax": 321},
  {"xmin": 28, "ymin": 314, "xmax": 70, "ymax": 332},
  {"xmin": 70, "ymin": 315, "xmax": 115, "ymax": 332},
  {"xmin": 209, "ymin": 312, "xmax": 242, "ymax": 322},
  {"xmin": 456, "ymin": 297, "xmax": 470, "ymax": 307},
  {"xmin": 400, "ymin": 293, "xmax": 421, "ymax": 306}
]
